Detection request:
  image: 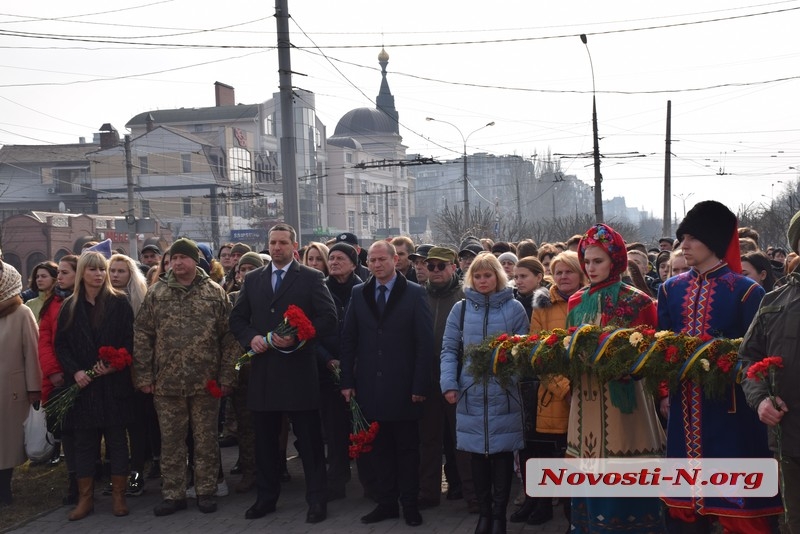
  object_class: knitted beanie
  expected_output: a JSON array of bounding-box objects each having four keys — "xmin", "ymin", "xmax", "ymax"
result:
[
  {"xmin": 497, "ymin": 252, "xmax": 518, "ymax": 264},
  {"xmin": 328, "ymin": 242, "xmax": 358, "ymax": 267},
  {"xmin": 197, "ymin": 243, "xmax": 214, "ymax": 274},
  {"xmin": 231, "ymin": 242, "xmax": 251, "ymax": 256},
  {"xmin": 238, "ymin": 251, "xmax": 265, "ymax": 270},
  {"xmin": 170, "ymin": 238, "xmax": 200, "ymax": 263},
  {"xmin": 0, "ymin": 262, "xmax": 22, "ymax": 302}
]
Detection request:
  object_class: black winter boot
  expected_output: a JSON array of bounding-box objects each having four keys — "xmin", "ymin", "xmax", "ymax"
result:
[
  {"xmin": 489, "ymin": 453, "xmax": 514, "ymax": 534},
  {"xmin": 527, "ymin": 497, "xmax": 554, "ymax": 525},
  {"xmin": 509, "ymin": 496, "xmax": 536, "ymax": 522},
  {"xmin": 471, "ymin": 454, "xmax": 492, "ymax": 534}
]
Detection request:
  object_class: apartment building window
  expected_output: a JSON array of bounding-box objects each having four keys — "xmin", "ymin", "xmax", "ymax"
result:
[
  {"xmin": 140, "ymin": 199, "xmax": 150, "ymax": 218},
  {"xmin": 348, "ymin": 211, "xmax": 356, "ymax": 233},
  {"xmin": 183, "ymin": 197, "xmax": 191, "ymax": 216},
  {"xmin": 139, "ymin": 156, "xmax": 148, "ymax": 175},
  {"xmin": 345, "ymin": 152, "xmax": 352, "ymax": 163},
  {"xmin": 181, "ymin": 153, "xmax": 191, "ymax": 173},
  {"xmin": 346, "ymin": 178, "xmax": 354, "ymax": 194}
]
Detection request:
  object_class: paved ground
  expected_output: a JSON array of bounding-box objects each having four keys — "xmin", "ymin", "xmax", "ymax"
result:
[{"xmin": 7, "ymin": 445, "xmax": 569, "ymax": 534}]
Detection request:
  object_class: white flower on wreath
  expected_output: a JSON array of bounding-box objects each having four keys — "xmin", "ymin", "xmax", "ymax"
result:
[
  {"xmin": 700, "ymin": 358, "xmax": 710, "ymax": 372},
  {"xmin": 511, "ymin": 344, "xmax": 520, "ymax": 358},
  {"xmin": 563, "ymin": 335, "xmax": 572, "ymax": 349},
  {"xmin": 629, "ymin": 332, "xmax": 644, "ymax": 347},
  {"xmin": 655, "ymin": 330, "xmax": 672, "ymax": 339}
]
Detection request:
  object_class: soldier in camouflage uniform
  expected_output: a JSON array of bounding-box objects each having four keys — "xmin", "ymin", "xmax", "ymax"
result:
[{"xmin": 134, "ymin": 238, "xmax": 240, "ymax": 517}]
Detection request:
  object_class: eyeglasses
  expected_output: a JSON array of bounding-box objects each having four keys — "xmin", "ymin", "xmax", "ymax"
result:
[{"xmin": 426, "ymin": 262, "xmax": 449, "ymax": 272}]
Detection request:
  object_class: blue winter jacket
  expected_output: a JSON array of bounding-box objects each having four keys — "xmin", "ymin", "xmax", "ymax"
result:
[{"xmin": 440, "ymin": 287, "xmax": 529, "ymax": 455}]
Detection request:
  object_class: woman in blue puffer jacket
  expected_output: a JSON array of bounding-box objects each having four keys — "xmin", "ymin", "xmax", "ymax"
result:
[{"xmin": 441, "ymin": 252, "xmax": 529, "ymax": 534}]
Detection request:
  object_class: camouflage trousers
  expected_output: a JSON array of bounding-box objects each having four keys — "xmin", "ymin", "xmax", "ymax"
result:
[{"xmin": 154, "ymin": 393, "xmax": 220, "ymax": 500}]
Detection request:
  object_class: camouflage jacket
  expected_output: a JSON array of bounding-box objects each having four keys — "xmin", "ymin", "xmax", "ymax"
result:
[{"xmin": 134, "ymin": 267, "xmax": 239, "ymax": 395}]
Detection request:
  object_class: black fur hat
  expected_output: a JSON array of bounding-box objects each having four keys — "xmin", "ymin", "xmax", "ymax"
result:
[{"xmin": 676, "ymin": 200, "xmax": 737, "ymax": 260}]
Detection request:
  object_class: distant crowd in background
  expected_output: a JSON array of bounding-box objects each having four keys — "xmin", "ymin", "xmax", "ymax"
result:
[{"xmin": 2, "ymin": 199, "xmax": 800, "ymax": 534}]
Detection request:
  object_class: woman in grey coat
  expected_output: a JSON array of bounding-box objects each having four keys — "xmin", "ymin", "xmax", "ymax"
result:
[{"xmin": 441, "ymin": 252, "xmax": 529, "ymax": 534}]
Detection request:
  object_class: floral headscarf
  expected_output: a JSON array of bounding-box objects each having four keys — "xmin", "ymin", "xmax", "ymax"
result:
[{"xmin": 577, "ymin": 223, "xmax": 628, "ymax": 286}]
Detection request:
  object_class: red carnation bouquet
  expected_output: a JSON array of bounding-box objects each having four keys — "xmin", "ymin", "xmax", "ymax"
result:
[
  {"xmin": 206, "ymin": 379, "xmax": 224, "ymax": 399},
  {"xmin": 348, "ymin": 396, "xmax": 379, "ymax": 459},
  {"xmin": 747, "ymin": 355, "xmax": 785, "ymax": 519},
  {"xmin": 236, "ymin": 305, "xmax": 316, "ymax": 369},
  {"xmin": 45, "ymin": 346, "xmax": 133, "ymax": 428},
  {"xmin": 747, "ymin": 356, "xmax": 784, "ymax": 411}
]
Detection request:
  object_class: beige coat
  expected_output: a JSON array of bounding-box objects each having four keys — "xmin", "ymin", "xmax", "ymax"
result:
[{"xmin": 0, "ymin": 301, "xmax": 41, "ymax": 469}]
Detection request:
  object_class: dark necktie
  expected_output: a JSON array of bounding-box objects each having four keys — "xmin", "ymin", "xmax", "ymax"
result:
[
  {"xmin": 274, "ymin": 269, "xmax": 283, "ymax": 292},
  {"xmin": 377, "ymin": 285, "xmax": 387, "ymax": 315}
]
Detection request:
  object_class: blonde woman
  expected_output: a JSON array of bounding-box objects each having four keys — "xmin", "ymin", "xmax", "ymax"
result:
[
  {"xmin": 109, "ymin": 254, "xmax": 148, "ymax": 315},
  {"xmin": 441, "ymin": 252, "xmax": 529, "ymax": 534},
  {"xmin": 55, "ymin": 252, "xmax": 134, "ymax": 520},
  {"xmin": 303, "ymin": 241, "xmax": 330, "ymax": 276}
]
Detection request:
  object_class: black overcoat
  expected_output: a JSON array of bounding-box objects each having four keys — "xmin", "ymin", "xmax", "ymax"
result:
[
  {"xmin": 55, "ymin": 293, "xmax": 134, "ymax": 430},
  {"xmin": 340, "ymin": 273, "xmax": 434, "ymax": 421},
  {"xmin": 229, "ymin": 260, "xmax": 338, "ymax": 411}
]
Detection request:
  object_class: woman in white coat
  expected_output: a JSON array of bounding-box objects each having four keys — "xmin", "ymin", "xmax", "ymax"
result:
[{"xmin": 0, "ymin": 261, "xmax": 41, "ymax": 506}]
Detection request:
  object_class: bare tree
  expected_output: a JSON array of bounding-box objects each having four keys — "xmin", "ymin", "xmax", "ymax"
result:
[{"xmin": 431, "ymin": 204, "xmax": 498, "ymax": 246}]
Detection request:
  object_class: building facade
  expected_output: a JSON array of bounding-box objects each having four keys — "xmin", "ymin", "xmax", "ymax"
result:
[{"xmin": 325, "ymin": 48, "xmax": 415, "ymax": 243}]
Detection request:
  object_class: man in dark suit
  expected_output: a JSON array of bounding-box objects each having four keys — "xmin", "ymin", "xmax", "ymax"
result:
[
  {"xmin": 230, "ymin": 223, "xmax": 338, "ymax": 524},
  {"xmin": 340, "ymin": 240, "xmax": 434, "ymax": 527}
]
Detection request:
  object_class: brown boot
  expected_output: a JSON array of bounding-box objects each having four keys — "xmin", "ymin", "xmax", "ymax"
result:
[
  {"xmin": 111, "ymin": 475, "xmax": 129, "ymax": 517},
  {"xmin": 67, "ymin": 477, "xmax": 94, "ymax": 521}
]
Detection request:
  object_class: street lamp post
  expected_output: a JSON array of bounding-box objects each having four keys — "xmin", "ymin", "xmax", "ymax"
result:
[
  {"xmin": 580, "ymin": 34, "xmax": 603, "ymax": 223},
  {"xmin": 674, "ymin": 192, "xmax": 694, "ymax": 217},
  {"xmin": 426, "ymin": 117, "xmax": 495, "ymax": 231}
]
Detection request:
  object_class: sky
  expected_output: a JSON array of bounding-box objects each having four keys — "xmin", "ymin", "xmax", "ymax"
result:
[{"xmin": 2, "ymin": 0, "xmax": 800, "ymax": 219}]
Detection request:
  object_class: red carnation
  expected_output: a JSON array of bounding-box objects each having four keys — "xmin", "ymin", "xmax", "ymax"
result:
[
  {"xmin": 665, "ymin": 345, "xmax": 680, "ymax": 364},
  {"xmin": 206, "ymin": 380, "xmax": 224, "ymax": 399},
  {"xmin": 568, "ymin": 326, "xmax": 577, "ymax": 334},
  {"xmin": 545, "ymin": 334, "xmax": 559, "ymax": 346},
  {"xmin": 716, "ymin": 357, "xmax": 733, "ymax": 373},
  {"xmin": 496, "ymin": 333, "xmax": 509, "ymax": 342},
  {"xmin": 747, "ymin": 356, "xmax": 784, "ymax": 382},
  {"xmin": 643, "ymin": 328, "xmax": 656, "ymax": 337},
  {"xmin": 98, "ymin": 346, "xmax": 133, "ymax": 370}
]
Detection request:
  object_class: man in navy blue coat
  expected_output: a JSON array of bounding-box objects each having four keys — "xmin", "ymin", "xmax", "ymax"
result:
[
  {"xmin": 340, "ymin": 240, "xmax": 434, "ymax": 527},
  {"xmin": 230, "ymin": 223, "xmax": 338, "ymax": 524}
]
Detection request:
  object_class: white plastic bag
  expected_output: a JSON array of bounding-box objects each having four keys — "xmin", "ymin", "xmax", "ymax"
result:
[{"xmin": 24, "ymin": 404, "xmax": 55, "ymax": 462}]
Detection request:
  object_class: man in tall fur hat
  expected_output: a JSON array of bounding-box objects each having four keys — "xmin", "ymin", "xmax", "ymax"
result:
[{"xmin": 657, "ymin": 200, "xmax": 782, "ymax": 532}]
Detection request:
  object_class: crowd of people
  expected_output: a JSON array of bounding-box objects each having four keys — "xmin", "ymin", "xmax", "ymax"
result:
[{"xmin": 1, "ymin": 199, "xmax": 800, "ymax": 534}]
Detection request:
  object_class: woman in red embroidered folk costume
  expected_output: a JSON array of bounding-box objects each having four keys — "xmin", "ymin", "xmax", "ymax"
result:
[{"xmin": 566, "ymin": 224, "xmax": 666, "ymax": 533}]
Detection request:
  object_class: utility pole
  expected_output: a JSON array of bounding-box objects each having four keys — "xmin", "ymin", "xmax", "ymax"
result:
[
  {"xmin": 124, "ymin": 135, "xmax": 137, "ymax": 256},
  {"xmin": 384, "ymin": 185, "xmax": 390, "ymax": 231},
  {"xmin": 580, "ymin": 34, "xmax": 603, "ymax": 223},
  {"xmin": 462, "ymin": 147, "xmax": 469, "ymax": 231},
  {"xmin": 276, "ymin": 0, "xmax": 300, "ymax": 241},
  {"xmin": 662, "ymin": 101, "xmax": 672, "ymax": 238}
]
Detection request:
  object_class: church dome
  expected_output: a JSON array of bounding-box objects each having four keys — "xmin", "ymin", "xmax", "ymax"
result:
[{"xmin": 334, "ymin": 107, "xmax": 398, "ymax": 137}]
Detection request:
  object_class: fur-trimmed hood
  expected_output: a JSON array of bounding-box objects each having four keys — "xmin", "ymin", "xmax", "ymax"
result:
[{"xmin": 531, "ymin": 286, "xmax": 553, "ymax": 310}]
